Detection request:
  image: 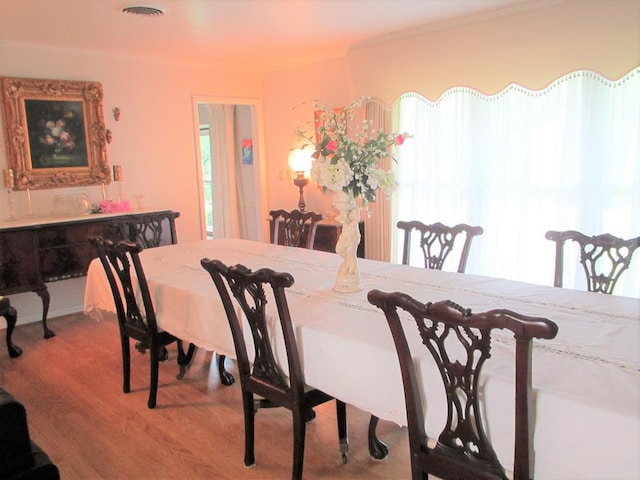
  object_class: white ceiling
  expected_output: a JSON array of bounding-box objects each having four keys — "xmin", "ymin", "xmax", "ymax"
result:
[{"xmin": 0, "ymin": 0, "xmax": 549, "ymax": 73}]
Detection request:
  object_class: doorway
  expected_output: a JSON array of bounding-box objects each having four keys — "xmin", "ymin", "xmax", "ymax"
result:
[{"xmin": 193, "ymin": 96, "xmax": 267, "ymax": 242}]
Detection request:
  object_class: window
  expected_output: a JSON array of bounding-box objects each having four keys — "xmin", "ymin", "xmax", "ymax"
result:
[
  {"xmin": 199, "ymin": 126, "xmax": 213, "ymax": 238},
  {"xmin": 394, "ymin": 68, "xmax": 639, "ymax": 297}
]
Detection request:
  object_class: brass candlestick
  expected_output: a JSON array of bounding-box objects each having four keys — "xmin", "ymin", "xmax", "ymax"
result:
[
  {"xmin": 3, "ymin": 168, "xmax": 16, "ymax": 220},
  {"xmin": 113, "ymin": 165, "xmax": 123, "ymax": 202}
]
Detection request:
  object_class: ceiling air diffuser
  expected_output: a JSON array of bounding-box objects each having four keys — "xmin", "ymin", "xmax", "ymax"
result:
[{"xmin": 121, "ymin": 6, "xmax": 165, "ymax": 17}]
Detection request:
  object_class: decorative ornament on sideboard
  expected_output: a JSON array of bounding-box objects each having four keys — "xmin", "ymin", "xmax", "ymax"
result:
[{"xmin": 295, "ymin": 97, "xmax": 410, "ymax": 292}]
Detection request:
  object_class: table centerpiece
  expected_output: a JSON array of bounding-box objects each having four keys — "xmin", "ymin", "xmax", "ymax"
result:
[{"xmin": 294, "ymin": 97, "xmax": 409, "ymax": 292}]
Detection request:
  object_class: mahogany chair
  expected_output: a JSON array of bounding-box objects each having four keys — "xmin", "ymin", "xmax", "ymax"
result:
[
  {"xmin": 545, "ymin": 230, "xmax": 640, "ymax": 294},
  {"xmin": 201, "ymin": 258, "xmax": 348, "ymax": 480},
  {"xmin": 398, "ymin": 220, "xmax": 484, "ymax": 273},
  {"xmin": 270, "ymin": 209, "xmax": 323, "ymax": 249},
  {"xmin": 90, "ymin": 237, "xmax": 195, "ymax": 409},
  {"xmin": 368, "ymin": 290, "xmax": 558, "ymax": 480},
  {"xmin": 368, "ymin": 220, "xmax": 484, "ymax": 459}
]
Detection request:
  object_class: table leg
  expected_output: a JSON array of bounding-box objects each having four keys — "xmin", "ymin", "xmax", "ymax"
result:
[
  {"xmin": 3, "ymin": 303, "xmax": 22, "ymax": 358},
  {"xmin": 35, "ymin": 287, "xmax": 55, "ymax": 339},
  {"xmin": 368, "ymin": 415, "xmax": 389, "ymax": 460}
]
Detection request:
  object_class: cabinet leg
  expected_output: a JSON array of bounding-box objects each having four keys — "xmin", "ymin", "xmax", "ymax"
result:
[
  {"xmin": 35, "ymin": 287, "xmax": 55, "ymax": 339},
  {"xmin": 3, "ymin": 303, "xmax": 23, "ymax": 358}
]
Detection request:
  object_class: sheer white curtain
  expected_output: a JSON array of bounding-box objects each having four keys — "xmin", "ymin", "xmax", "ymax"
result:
[
  {"xmin": 207, "ymin": 104, "xmax": 246, "ymax": 239},
  {"xmin": 393, "ymin": 68, "xmax": 640, "ymax": 297}
]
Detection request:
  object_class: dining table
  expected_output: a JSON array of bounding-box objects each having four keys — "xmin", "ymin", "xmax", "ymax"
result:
[{"xmin": 83, "ymin": 238, "xmax": 640, "ymax": 479}]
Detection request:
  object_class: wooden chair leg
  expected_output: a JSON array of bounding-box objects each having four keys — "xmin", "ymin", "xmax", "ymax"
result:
[
  {"xmin": 336, "ymin": 400, "xmax": 348, "ymax": 463},
  {"xmin": 292, "ymin": 408, "xmax": 307, "ymax": 480},
  {"xmin": 176, "ymin": 341, "xmax": 197, "ymax": 379},
  {"xmin": 148, "ymin": 345, "xmax": 160, "ymax": 409},
  {"xmin": 121, "ymin": 336, "xmax": 131, "ymax": 394},
  {"xmin": 243, "ymin": 391, "xmax": 256, "ymax": 467},
  {"xmin": 217, "ymin": 354, "xmax": 235, "ymax": 385},
  {"xmin": 368, "ymin": 415, "xmax": 389, "ymax": 460}
]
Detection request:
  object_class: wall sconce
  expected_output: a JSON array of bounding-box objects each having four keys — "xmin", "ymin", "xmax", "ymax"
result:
[{"xmin": 288, "ymin": 148, "xmax": 313, "ymax": 212}]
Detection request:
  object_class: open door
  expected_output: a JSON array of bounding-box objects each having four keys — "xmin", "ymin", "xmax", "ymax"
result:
[{"xmin": 192, "ymin": 96, "xmax": 267, "ymax": 241}]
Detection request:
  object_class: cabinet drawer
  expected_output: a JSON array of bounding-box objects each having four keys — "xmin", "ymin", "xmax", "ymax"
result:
[{"xmin": 0, "ymin": 230, "xmax": 41, "ymax": 292}]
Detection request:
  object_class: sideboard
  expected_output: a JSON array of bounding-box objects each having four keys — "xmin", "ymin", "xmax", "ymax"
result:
[{"xmin": 0, "ymin": 209, "xmax": 179, "ymax": 344}]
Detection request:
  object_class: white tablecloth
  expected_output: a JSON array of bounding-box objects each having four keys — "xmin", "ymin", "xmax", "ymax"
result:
[{"xmin": 84, "ymin": 238, "xmax": 640, "ymax": 479}]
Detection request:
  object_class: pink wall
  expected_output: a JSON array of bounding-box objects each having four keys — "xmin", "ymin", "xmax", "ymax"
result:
[
  {"xmin": 0, "ymin": 43, "xmax": 263, "ymax": 243},
  {"xmin": 262, "ymin": 56, "xmax": 351, "ymax": 215},
  {"xmin": 347, "ymin": 0, "xmax": 640, "ymax": 102},
  {"xmin": 0, "ymin": 42, "xmax": 263, "ymax": 322}
]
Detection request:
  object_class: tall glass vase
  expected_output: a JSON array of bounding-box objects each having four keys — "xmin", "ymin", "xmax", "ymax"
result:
[{"xmin": 333, "ymin": 190, "xmax": 362, "ymax": 292}]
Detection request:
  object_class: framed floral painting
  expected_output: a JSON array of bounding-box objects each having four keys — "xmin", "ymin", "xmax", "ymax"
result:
[{"xmin": 0, "ymin": 77, "xmax": 111, "ymax": 190}]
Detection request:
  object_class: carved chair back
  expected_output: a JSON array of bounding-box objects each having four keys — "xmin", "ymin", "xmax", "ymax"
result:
[
  {"xmin": 202, "ymin": 258, "xmax": 299, "ymax": 393},
  {"xmin": 91, "ymin": 237, "xmax": 158, "ymax": 338},
  {"xmin": 105, "ymin": 211, "xmax": 180, "ymax": 248},
  {"xmin": 200, "ymin": 258, "xmax": 348, "ymax": 478},
  {"xmin": 398, "ymin": 220, "xmax": 484, "ymax": 273},
  {"xmin": 545, "ymin": 230, "xmax": 640, "ymax": 294},
  {"xmin": 129, "ymin": 211, "xmax": 179, "ymax": 248},
  {"xmin": 270, "ymin": 209, "xmax": 323, "ymax": 249},
  {"xmin": 368, "ymin": 290, "xmax": 558, "ymax": 480}
]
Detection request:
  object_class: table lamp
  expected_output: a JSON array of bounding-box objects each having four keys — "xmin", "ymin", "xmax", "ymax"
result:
[{"xmin": 288, "ymin": 148, "xmax": 313, "ymax": 212}]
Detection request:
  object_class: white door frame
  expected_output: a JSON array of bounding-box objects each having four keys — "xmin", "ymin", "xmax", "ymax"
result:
[{"xmin": 191, "ymin": 95, "xmax": 268, "ymax": 241}]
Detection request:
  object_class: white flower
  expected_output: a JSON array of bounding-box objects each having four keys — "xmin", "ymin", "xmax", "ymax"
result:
[
  {"xmin": 295, "ymin": 97, "xmax": 409, "ymax": 204},
  {"xmin": 371, "ymin": 168, "xmax": 398, "ymax": 195},
  {"xmin": 311, "ymin": 157, "xmax": 353, "ymax": 192}
]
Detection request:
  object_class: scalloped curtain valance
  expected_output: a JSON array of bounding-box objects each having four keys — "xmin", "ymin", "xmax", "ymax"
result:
[{"xmin": 390, "ymin": 67, "xmax": 639, "ymax": 297}]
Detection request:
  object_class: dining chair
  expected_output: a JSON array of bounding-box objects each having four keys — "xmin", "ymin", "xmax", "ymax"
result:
[
  {"xmin": 368, "ymin": 290, "xmax": 558, "ymax": 480},
  {"xmin": 200, "ymin": 258, "xmax": 348, "ymax": 480},
  {"xmin": 90, "ymin": 237, "xmax": 196, "ymax": 409},
  {"xmin": 397, "ymin": 220, "xmax": 484, "ymax": 273},
  {"xmin": 270, "ymin": 209, "xmax": 323, "ymax": 249},
  {"xmin": 367, "ymin": 219, "xmax": 485, "ymax": 459},
  {"xmin": 545, "ymin": 230, "xmax": 640, "ymax": 294}
]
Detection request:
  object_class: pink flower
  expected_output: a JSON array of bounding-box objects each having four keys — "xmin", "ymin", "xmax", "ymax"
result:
[
  {"xmin": 395, "ymin": 134, "xmax": 405, "ymax": 146},
  {"xmin": 326, "ymin": 140, "xmax": 338, "ymax": 152}
]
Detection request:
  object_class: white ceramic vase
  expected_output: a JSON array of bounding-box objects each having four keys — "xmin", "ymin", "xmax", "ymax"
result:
[{"xmin": 333, "ymin": 190, "xmax": 362, "ymax": 292}]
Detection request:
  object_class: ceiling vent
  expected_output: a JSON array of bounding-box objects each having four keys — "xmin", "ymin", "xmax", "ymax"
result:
[{"xmin": 121, "ymin": 6, "xmax": 165, "ymax": 17}]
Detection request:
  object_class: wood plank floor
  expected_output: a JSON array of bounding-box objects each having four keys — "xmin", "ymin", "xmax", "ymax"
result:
[{"xmin": 1, "ymin": 313, "xmax": 411, "ymax": 479}]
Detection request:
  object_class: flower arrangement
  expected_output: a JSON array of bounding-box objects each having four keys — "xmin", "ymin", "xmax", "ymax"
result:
[{"xmin": 294, "ymin": 97, "xmax": 409, "ymax": 204}]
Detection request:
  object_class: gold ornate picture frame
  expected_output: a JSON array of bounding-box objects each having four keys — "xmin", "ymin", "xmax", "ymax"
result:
[{"xmin": 1, "ymin": 77, "xmax": 111, "ymax": 190}]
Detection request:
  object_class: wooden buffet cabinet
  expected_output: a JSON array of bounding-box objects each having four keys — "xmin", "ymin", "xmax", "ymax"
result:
[{"xmin": 0, "ymin": 209, "xmax": 179, "ymax": 346}]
